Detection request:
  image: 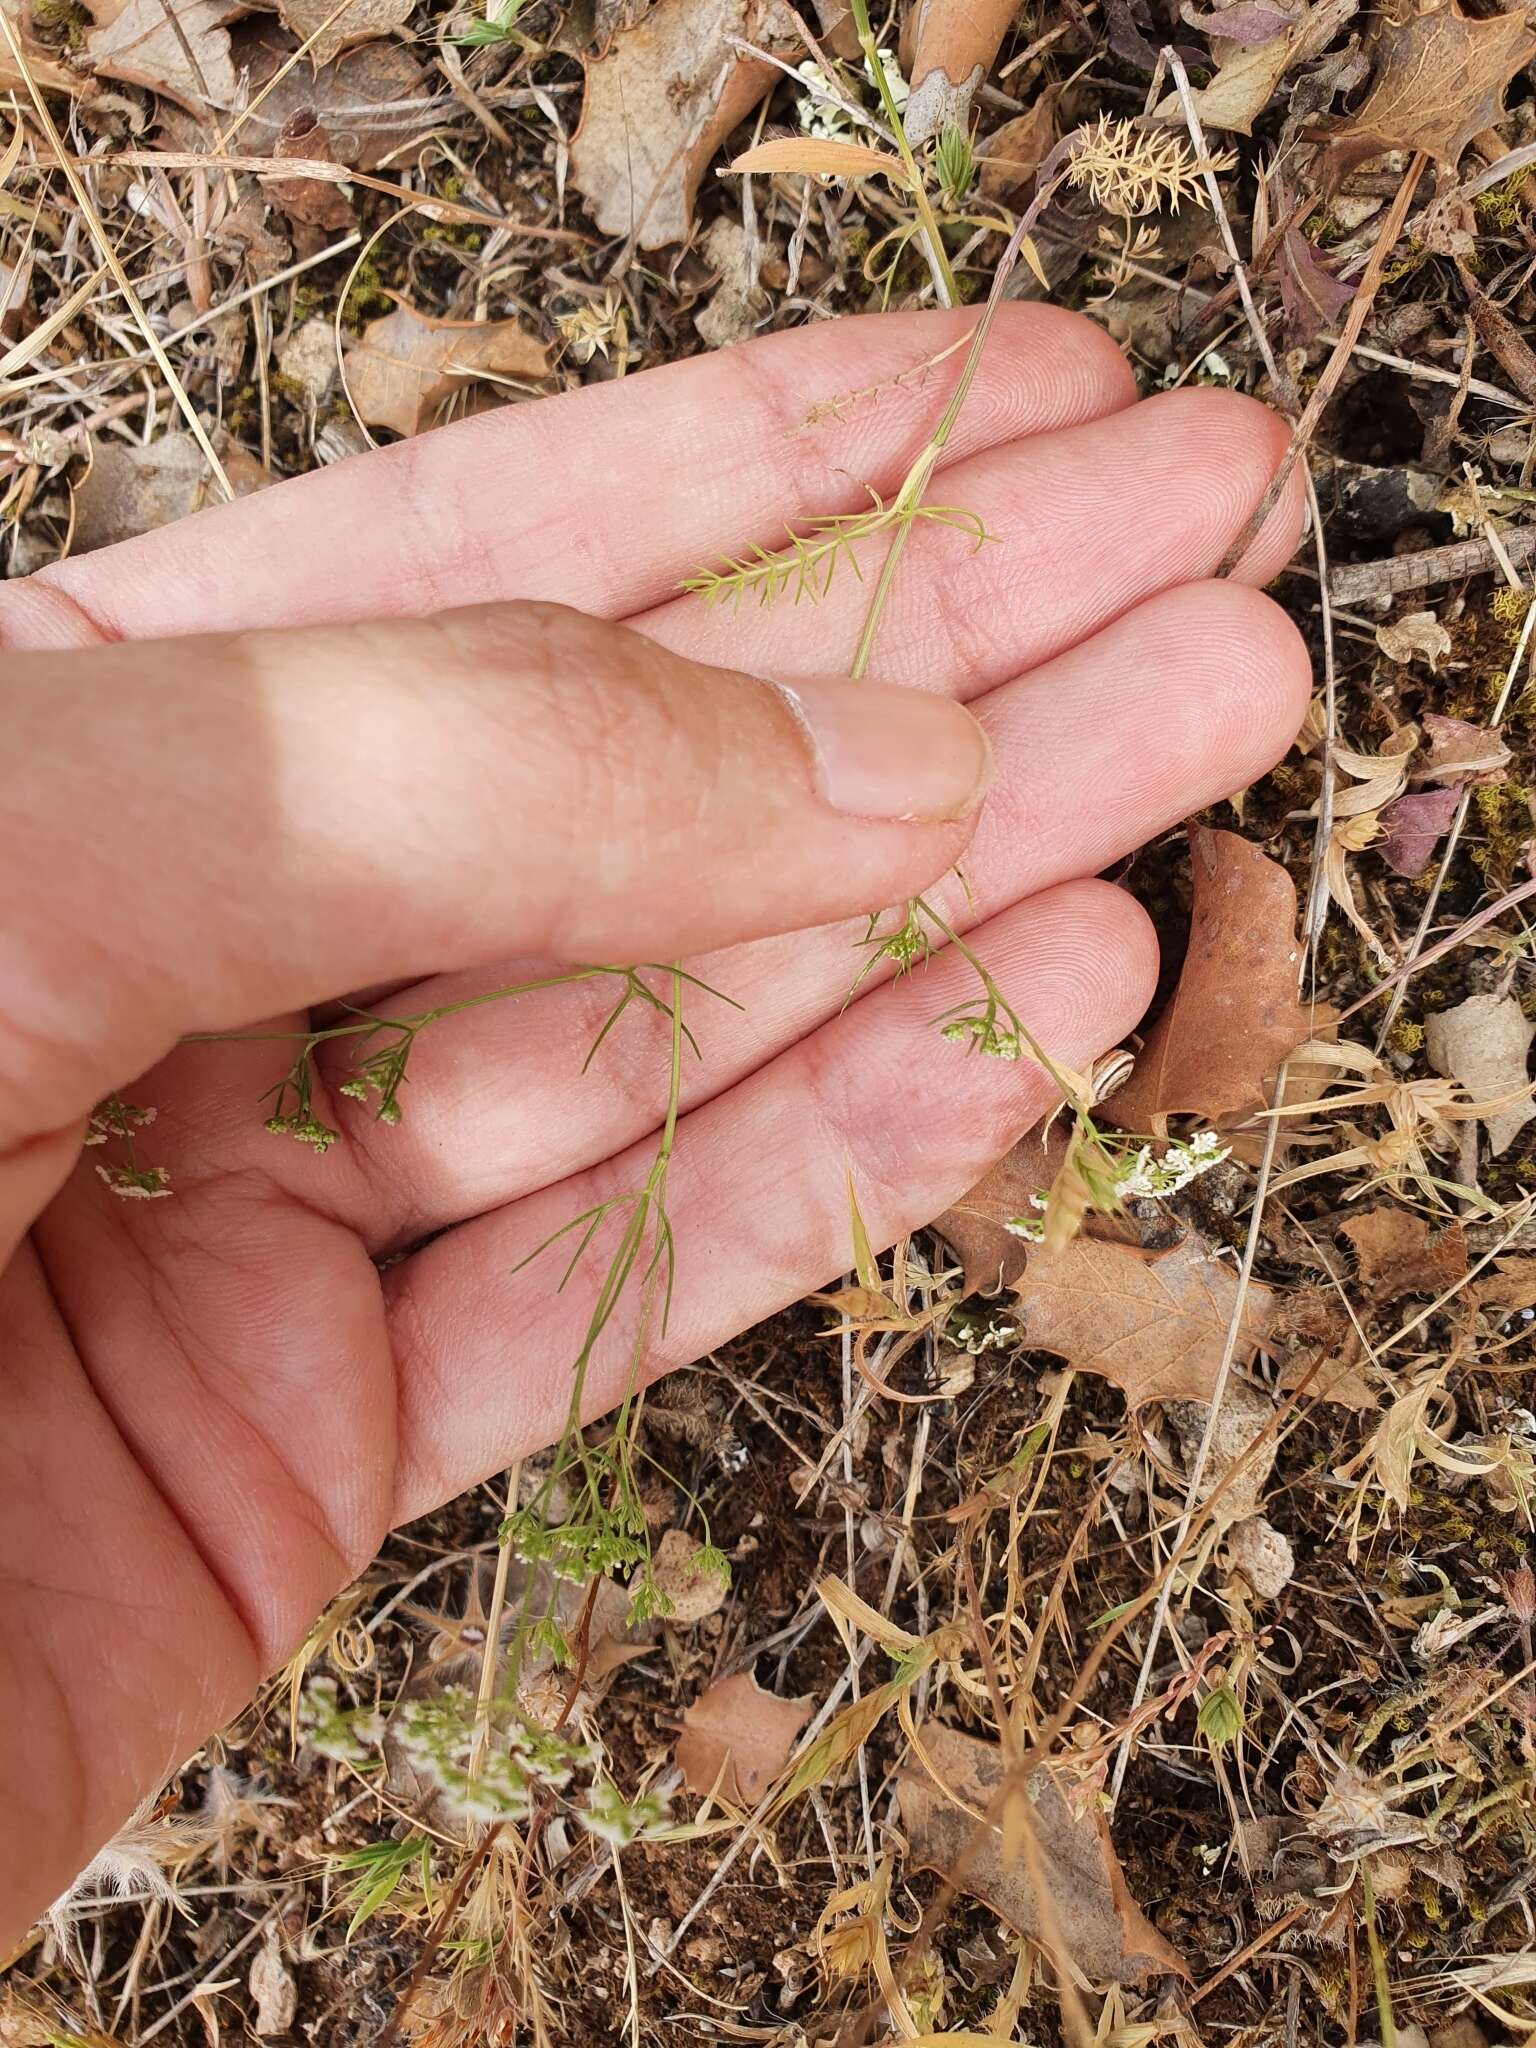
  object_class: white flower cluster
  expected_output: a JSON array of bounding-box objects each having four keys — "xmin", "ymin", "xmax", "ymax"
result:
[{"xmin": 1003, "ymin": 1131, "xmax": 1230, "ymax": 1242}]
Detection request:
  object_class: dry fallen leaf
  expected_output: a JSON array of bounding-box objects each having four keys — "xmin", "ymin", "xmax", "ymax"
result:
[
  {"xmin": 1159, "ymin": 0, "xmax": 1354, "ymax": 134},
  {"xmin": 1335, "ymin": 0, "xmax": 1536, "ymax": 168},
  {"xmin": 904, "ymin": 0, "xmax": 1020, "ymax": 143},
  {"xmin": 978, "ymin": 90, "xmax": 1059, "ymax": 201},
  {"xmin": 262, "ymin": 108, "xmax": 356, "ymax": 235},
  {"xmin": 346, "ymin": 304, "xmax": 550, "ymax": 437},
  {"xmin": 1425, "ymin": 991, "xmax": 1535, "ymax": 1159},
  {"xmin": 899, "ymin": 1725, "xmax": 1185, "ymax": 1985},
  {"xmin": 730, "ymin": 136, "xmax": 900, "ymax": 179},
  {"xmin": 570, "ymin": 0, "xmax": 795, "ymax": 250},
  {"xmin": 1376, "ymin": 610, "xmax": 1452, "ymax": 671},
  {"xmin": 1377, "ymin": 786, "xmax": 1461, "ymax": 877},
  {"xmin": 1474, "ymin": 1256, "xmax": 1536, "ymax": 1316},
  {"xmin": 249, "ymin": 1925, "xmax": 296, "ymax": 2039},
  {"xmin": 675, "ymin": 1671, "xmax": 813, "ymax": 1803},
  {"xmin": 278, "ymin": 0, "xmax": 411, "ymax": 66},
  {"xmin": 1014, "ymin": 1231, "xmax": 1278, "ymax": 1407},
  {"xmin": 73, "ymin": 434, "xmax": 219, "ymax": 552},
  {"xmin": 1420, "ymin": 712, "xmax": 1512, "ymax": 788},
  {"xmin": 1102, "ymin": 827, "xmax": 1320, "ymax": 1134},
  {"xmin": 234, "ymin": 24, "xmax": 428, "ymax": 171},
  {"xmin": 934, "ymin": 1127, "xmax": 1070, "ymax": 1295},
  {"xmin": 1341, "ymin": 1205, "xmax": 1468, "ymax": 1303},
  {"xmin": 87, "ymin": 0, "xmax": 237, "ymax": 112}
]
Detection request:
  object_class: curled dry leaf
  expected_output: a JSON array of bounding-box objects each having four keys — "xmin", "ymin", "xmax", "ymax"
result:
[
  {"xmin": 249, "ymin": 1925, "xmax": 296, "ymax": 2039},
  {"xmin": 278, "ymin": 0, "xmax": 411, "ymax": 67},
  {"xmin": 675, "ymin": 1671, "xmax": 813, "ymax": 1803},
  {"xmin": 1376, "ymin": 609, "xmax": 1452, "ymax": 671},
  {"xmin": 1101, "ymin": 828, "xmax": 1320, "ymax": 1134},
  {"xmin": 904, "ymin": 0, "xmax": 1019, "ymax": 145},
  {"xmin": 1341, "ymin": 1205, "xmax": 1468, "ymax": 1303},
  {"xmin": 1377, "ymin": 785, "xmax": 1461, "ymax": 877},
  {"xmin": 1277, "ymin": 226, "xmax": 1356, "ymax": 346},
  {"xmin": 1334, "ymin": 0, "xmax": 1536, "ymax": 169},
  {"xmin": 1425, "ymin": 990, "xmax": 1535, "ymax": 1158},
  {"xmin": 978, "ymin": 89, "xmax": 1059, "ymax": 201},
  {"xmin": 1158, "ymin": 0, "xmax": 1355, "ymax": 135},
  {"xmin": 898, "ymin": 1725, "xmax": 1186, "ymax": 1985},
  {"xmin": 570, "ymin": 0, "xmax": 796, "ymax": 249},
  {"xmin": 346, "ymin": 304, "xmax": 550, "ymax": 438},
  {"xmin": 87, "ymin": 0, "xmax": 237, "ymax": 112},
  {"xmin": 1013, "ymin": 1230, "xmax": 1278, "ymax": 1408},
  {"xmin": 1420, "ymin": 712, "xmax": 1512, "ymax": 788},
  {"xmin": 0, "ymin": 0, "xmax": 77, "ymax": 92},
  {"xmin": 262, "ymin": 109, "xmax": 356, "ymax": 234}
]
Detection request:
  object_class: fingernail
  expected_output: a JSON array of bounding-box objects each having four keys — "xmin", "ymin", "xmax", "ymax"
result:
[{"xmin": 769, "ymin": 675, "xmax": 993, "ymax": 823}]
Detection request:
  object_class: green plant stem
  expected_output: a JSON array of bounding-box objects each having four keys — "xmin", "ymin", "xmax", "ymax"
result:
[{"xmin": 847, "ymin": 0, "xmax": 958, "ymax": 309}]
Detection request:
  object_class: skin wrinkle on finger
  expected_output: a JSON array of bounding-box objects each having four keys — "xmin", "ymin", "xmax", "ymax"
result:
[
  {"xmin": 312, "ymin": 576, "xmax": 1310, "ymax": 1247},
  {"xmin": 383, "ymin": 880, "xmax": 1157, "ymax": 1519},
  {"xmin": 10, "ymin": 306, "xmax": 1137, "ymax": 645}
]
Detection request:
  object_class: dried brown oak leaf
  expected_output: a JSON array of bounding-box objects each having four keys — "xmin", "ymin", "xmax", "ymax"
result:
[
  {"xmin": 1157, "ymin": 0, "xmax": 1355, "ymax": 135},
  {"xmin": 1014, "ymin": 1231, "xmax": 1278, "ymax": 1407},
  {"xmin": 1102, "ymin": 827, "xmax": 1320, "ymax": 1135},
  {"xmin": 675, "ymin": 1671, "xmax": 813, "ymax": 1804},
  {"xmin": 278, "ymin": 0, "xmax": 410, "ymax": 66},
  {"xmin": 934, "ymin": 1127, "xmax": 1068, "ymax": 1296},
  {"xmin": 1341, "ymin": 1205, "xmax": 1468, "ymax": 1303},
  {"xmin": 570, "ymin": 0, "xmax": 796, "ymax": 250},
  {"xmin": 86, "ymin": 0, "xmax": 238, "ymax": 112},
  {"xmin": 899, "ymin": 1725, "xmax": 1185, "ymax": 1985},
  {"xmin": 1335, "ymin": 0, "xmax": 1536, "ymax": 168},
  {"xmin": 346, "ymin": 304, "xmax": 550, "ymax": 437}
]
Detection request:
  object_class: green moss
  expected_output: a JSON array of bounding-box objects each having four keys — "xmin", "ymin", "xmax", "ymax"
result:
[
  {"xmin": 1476, "ymin": 175, "xmax": 1528, "ymax": 229},
  {"xmin": 1472, "ymin": 780, "xmax": 1533, "ymax": 884},
  {"xmin": 1389, "ymin": 1017, "xmax": 1425, "ymax": 1054}
]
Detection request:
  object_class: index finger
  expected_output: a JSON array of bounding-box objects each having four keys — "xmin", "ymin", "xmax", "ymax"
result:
[{"xmin": 4, "ymin": 305, "xmax": 1134, "ymax": 648}]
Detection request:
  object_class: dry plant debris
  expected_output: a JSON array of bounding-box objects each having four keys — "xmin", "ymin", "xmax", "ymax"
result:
[
  {"xmin": 1103, "ymin": 826, "xmax": 1319, "ymax": 1132},
  {"xmin": 898, "ymin": 1725, "xmax": 1186, "ymax": 1985},
  {"xmin": 569, "ymin": 0, "xmax": 797, "ymax": 247},
  {"xmin": 1334, "ymin": 0, "xmax": 1536, "ymax": 168},
  {"xmin": 1425, "ymin": 989, "xmax": 1536, "ymax": 1157},
  {"xmin": 346, "ymin": 304, "xmax": 551, "ymax": 436},
  {"xmin": 1014, "ymin": 1230, "xmax": 1278, "ymax": 1406},
  {"xmin": 674, "ymin": 1670, "xmax": 814, "ymax": 1801}
]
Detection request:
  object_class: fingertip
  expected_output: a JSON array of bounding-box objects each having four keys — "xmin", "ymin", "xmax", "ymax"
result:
[{"xmin": 983, "ymin": 300, "xmax": 1140, "ymax": 424}]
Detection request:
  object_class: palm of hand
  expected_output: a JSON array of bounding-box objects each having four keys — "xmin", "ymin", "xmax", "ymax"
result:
[{"xmin": 0, "ymin": 304, "xmax": 1306, "ymax": 1931}]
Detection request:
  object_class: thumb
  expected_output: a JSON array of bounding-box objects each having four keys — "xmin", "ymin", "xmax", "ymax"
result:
[{"xmin": 1, "ymin": 597, "xmax": 989, "ymax": 1146}]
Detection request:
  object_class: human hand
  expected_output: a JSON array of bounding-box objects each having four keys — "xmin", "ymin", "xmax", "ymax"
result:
[{"xmin": 0, "ymin": 304, "xmax": 1306, "ymax": 1939}]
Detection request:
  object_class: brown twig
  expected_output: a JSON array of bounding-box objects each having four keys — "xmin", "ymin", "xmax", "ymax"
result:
[{"xmin": 1329, "ymin": 526, "xmax": 1536, "ymax": 606}]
